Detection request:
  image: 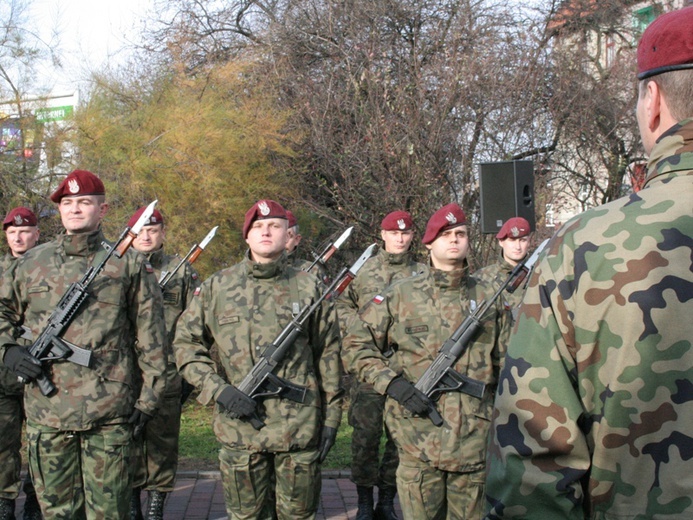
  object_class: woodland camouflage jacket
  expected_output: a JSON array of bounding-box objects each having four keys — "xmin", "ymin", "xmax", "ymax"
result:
[
  {"xmin": 173, "ymin": 252, "xmax": 343, "ymax": 453},
  {"xmin": 0, "ymin": 229, "xmax": 167, "ymax": 430},
  {"xmin": 485, "ymin": 119, "xmax": 693, "ymax": 519},
  {"xmin": 342, "ymin": 266, "xmax": 509, "ymax": 472}
]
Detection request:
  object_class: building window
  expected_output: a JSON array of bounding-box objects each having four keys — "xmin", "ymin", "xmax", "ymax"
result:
[
  {"xmin": 545, "ymin": 204, "xmax": 556, "ymax": 228},
  {"xmin": 605, "ymin": 33, "xmax": 616, "ymax": 67},
  {"xmin": 633, "ymin": 6, "xmax": 657, "ymax": 35}
]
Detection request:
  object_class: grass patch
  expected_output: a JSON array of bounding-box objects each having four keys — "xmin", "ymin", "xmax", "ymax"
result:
[{"xmin": 179, "ymin": 401, "xmax": 357, "ymax": 471}]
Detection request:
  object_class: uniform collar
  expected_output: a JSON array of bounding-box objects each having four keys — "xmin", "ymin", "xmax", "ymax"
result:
[
  {"xmin": 430, "ymin": 266, "xmax": 467, "ymax": 289},
  {"xmin": 58, "ymin": 228, "xmax": 105, "ymax": 257},
  {"xmin": 645, "ymin": 118, "xmax": 693, "ymax": 187},
  {"xmin": 244, "ymin": 250, "xmax": 286, "ymax": 279},
  {"xmin": 378, "ymin": 246, "xmax": 411, "ymax": 266}
]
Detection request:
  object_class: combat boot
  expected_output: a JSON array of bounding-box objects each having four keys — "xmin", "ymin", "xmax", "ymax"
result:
[
  {"xmin": 374, "ymin": 485, "xmax": 398, "ymax": 520},
  {"xmin": 0, "ymin": 498, "xmax": 15, "ymax": 520},
  {"xmin": 145, "ymin": 490, "xmax": 166, "ymax": 520},
  {"xmin": 356, "ymin": 486, "xmax": 374, "ymax": 520},
  {"xmin": 130, "ymin": 488, "xmax": 143, "ymax": 520}
]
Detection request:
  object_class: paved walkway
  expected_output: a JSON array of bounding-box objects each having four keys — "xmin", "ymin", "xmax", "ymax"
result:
[{"xmin": 14, "ymin": 471, "xmax": 402, "ymax": 520}]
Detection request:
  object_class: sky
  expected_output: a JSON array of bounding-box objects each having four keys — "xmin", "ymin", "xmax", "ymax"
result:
[{"xmin": 29, "ymin": 0, "xmax": 155, "ymax": 98}]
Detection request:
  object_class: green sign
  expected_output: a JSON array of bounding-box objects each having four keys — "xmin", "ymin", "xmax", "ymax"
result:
[{"xmin": 35, "ymin": 105, "xmax": 74, "ymax": 122}]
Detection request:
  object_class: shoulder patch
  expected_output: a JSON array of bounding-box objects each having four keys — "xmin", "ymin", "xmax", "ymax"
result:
[
  {"xmin": 192, "ymin": 272, "xmax": 199, "ymax": 280},
  {"xmin": 144, "ymin": 261, "xmax": 154, "ymax": 274},
  {"xmin": 372, "ymin": 294, "xmax": 385, "ymax": 304},
  {"xmin": 193, "ymin": 287, "xmax": 202, "ymax": 297}
]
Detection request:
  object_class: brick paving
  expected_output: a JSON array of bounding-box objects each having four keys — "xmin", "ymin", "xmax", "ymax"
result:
[{"xmin": 14, "ymin": 471, "xmax": 402, "ymax": 519}]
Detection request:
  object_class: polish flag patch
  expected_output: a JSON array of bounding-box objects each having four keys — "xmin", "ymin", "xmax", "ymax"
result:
[
  {"xmin": 193, "ymin": 287, "xmax": 202, "ymax": 297},
  {"xmin": 372, "ymin": 294, "xmax": 385, "ymax": 304}
]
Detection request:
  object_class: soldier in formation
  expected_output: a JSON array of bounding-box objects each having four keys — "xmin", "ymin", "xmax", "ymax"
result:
[
  {"xmin": 0, "ymin": 170, "xmax": 167, "ymax": 519},
  {"xmin": 127, "ymin": 207, "xmax": 201, "ymax": 520},
  {"xmin": 474, "ymin": 217, "xmax": 532, "ymax": 320},
  {"xmin": 485, "ymin": 6, "xmax": 693, "ymax": 518},
  {"xmin": 336, "ymin": 210, "xmax": 424, "ymax": 520},
  {"xmin": 1, "ymin": 208, "xmax": 42, "ymax": 520},
  {"xmin": 173, "ymin": 200, "xmax": 343, "ymax": 520},
  {"xmin": 342, "ymin": 203, "xmax": 509, "ymax": 520}
]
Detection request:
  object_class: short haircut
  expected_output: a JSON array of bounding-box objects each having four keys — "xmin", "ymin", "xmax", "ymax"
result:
[{"xmin": 640, "ymin": 69, "xmax": 693, "ymax": 121}]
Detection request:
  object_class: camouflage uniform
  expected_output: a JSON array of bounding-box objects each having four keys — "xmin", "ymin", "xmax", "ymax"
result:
[
  {"xmin": 0, "ymin": 254, "xmax": 23, "ymax": 502},
  {"xmin": 474, "ymin": 254, "xmax": 526, "ymax": 322},
  {"xmin": 173, "ymin": 252, "xmax": 343, "ymax": 520},
  {"xmin": 342, "ymin": 266, "xmax": 508, "ymax": 520},
  {"xmin": 485, "ymin": 119, "xmax": 693, "ymax": 519},
  {"xmin": 0, "ymin": 229, "xmax": 167, "ymax": 519},
  {"xmin": 336, "ymin": 246, "xmax": 424, "ymax": 489},
  {"xmin": 131, "ymin": 248, "xmax": 200, "ymax": 493}
]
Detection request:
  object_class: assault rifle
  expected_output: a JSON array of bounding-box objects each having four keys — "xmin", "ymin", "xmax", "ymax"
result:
[
  {"xmin": 159, "ymin": 225, "xmax": 218, "ymax": 289},
  {"xmin": 415, "ymin": 239, "xmax": 549, "ymax": 426},
  {"xmin": 20, "ymin": 200, "xmax": 158, "ymax": 396},
  {"xmin": 235, "ymin": 242, "xmax": 376, "ymax": 429},
  {"xmin": 305, "ymin": 226, "xmax": 353, "ymax": 274}
]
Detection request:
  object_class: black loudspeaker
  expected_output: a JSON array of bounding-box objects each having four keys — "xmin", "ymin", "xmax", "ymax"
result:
[{"xmin": 479, "ymin": 160, "xmax": 535, "ymax": 234}]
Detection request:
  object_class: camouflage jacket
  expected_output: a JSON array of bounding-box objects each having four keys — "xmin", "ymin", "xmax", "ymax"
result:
[
  {"xmin": 145, "ymin": 248, "xmax": 201, "ymax": 393},
  {"xmin": 0, "ymin": 254, "xmax": 23, "ymax": 395},
  {"xmin": 336, "ymin": 246, "xmax": 425, "ymax": 341},
  {"xmin": 173, "ymin": 252, "xmax": 343, "ymax": 453},
  {"xmin": 485, "ymin": 119, "xmax": 693, "ymax": 519},
  {"xmin": 341, "ymin": 266, "xmax": 509, "ymax": 472},
  {"xmin": 0, "ymin": 229, "xmax": 167, "ymax": 430},
  {"xmin": 474, "ymin": 253, "xmax": 527, "ymax": 319}
]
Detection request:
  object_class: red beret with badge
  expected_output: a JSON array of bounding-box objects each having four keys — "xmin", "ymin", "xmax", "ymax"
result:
[
  {"xmin": 50, "ymin": 170, "xmax": 106, "ymax": 203},
  {"xmin": 637, "ymin": 6, "xmax": 693, "ymax": 80},
  {"xmin": 381, "ymin": 211, "xmax": 414, "ymax": 231},
  {"xmin": 128, "ymin": 206, "xmax": 164, "ymax": 228},
  {"xmin": 422, "ymin": 203, "xmax": 466, "ymax": 245},
  {"xmin": 496, "ymin": 217, "xmax": 531, "ymax": 240},
  {"xmin": 286, "ymin": 210, "xmax": 298, "ymax": 228},
  {"xmin": 243, "ymin": 200, "xmax": 288, "ymax": 238},
  {"xmin": 3, "ymin": 207, "xmax": 38, "ymax": 230}
]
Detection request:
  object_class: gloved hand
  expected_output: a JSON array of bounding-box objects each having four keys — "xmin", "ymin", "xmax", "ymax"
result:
[
  {"xmin": 318, "ymin": 426, "xmax": 338, "ymax": 463},
  {"xmin": 128, "ymin": 409, "xmax": 153, "ymax": 439},
  {"xmin": 386, "ymin": 376, "xmax": 432, "ymax": 416},
  {"xmin": 216, "ymin": 385, "xmax": 257, "ymax": 419},
  {"xmin": 3, "ymin": 344, "xmax": 42, "ymax": 382}
]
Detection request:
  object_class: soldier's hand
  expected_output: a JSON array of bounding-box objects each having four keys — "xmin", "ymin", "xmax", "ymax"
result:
[
  {"xmin": 318, "ymin": 426, "xmax": 338, "ymax": 463},
  {"xmin": 128, "ymin": 409, "xmax": 153, "ymax": 439},
  {"xmin": 216, "ymin": 385, "xmax": 257, "ymax": 419},
  {"xmin": 3, "ymin": 344, "xmax": 42, "ymax": 382},
  {"xmin": 386, "ymin": 376, "xmax": 432, "ymax": 416}
]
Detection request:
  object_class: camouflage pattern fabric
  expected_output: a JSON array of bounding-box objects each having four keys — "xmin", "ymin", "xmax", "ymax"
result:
[
  {"xmin": 0, "ymin": 228, "xmax": 167, "ymax": 427},
  {"xmin": 474, "ymin": 254, "xmax": 526, "ymax": 319},
  {"xmin": 173, "ymin": 252, "xmax": 342, "ymax": 517},
  {"xmin": 0, "ymin": 254, "xmax": 24, "ymax": 396},
  {"xmin": 219, "ymin": 447, "xmax": 321, "ymax": 520},
  {"xmin": 27, "ymin": 421, "xmax": 132, "ymax": 519},
  {"xmin": 132, "ymin": 248, "xmax": 200, "ymax": 492},
  {"xmin": 342, "ymin": 266, "xmax": 509, "ymax": 518},
  {"xmin": 485, "ymin": 119, "xmax": 693, "ymax": 519},
  {"xmin": 397, "ymin": 451, "xmax": 485, "ymax": 520},
  {"xmin": 337, "ymin": 246, "xmax": 424, "ymax": 488}
]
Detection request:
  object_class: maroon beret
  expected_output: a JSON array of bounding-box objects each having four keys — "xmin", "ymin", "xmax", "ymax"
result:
[
  {"xmin": 3, "ymin": 207, "xmax": 38, "ymax": 230},
  {"xmin": 496, "ymin": 217, "xmax": 531, "ymax": 240},
  {"xmin": 50, "ymin": 170, "xmax": 105, "ymax": 203},
  {"xmin": 286, "ymin": 210, "xmax": 298, "ymax": 228},
  {"xmin": 128, "ymin": 206, "xmax": 164, "ymax": 228},
  {"xmin": 381, "ymin": 211, "xmax": 414, "ymax": 231},
  {"xmin": 637, "ymin": 6, "xmax": 693, "ymax": 80},
  {"xmin": 243, "ymin": 200, "xmax": 287, "ymax": 238},
  {"xmin": 422, "ymin": 203, "xmax": 466, "ymax": 245}
]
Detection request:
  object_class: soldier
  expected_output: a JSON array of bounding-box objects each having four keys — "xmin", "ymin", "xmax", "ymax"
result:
[
  {"xmin": 1, "ymin": 208, "xmax": 41, "ymax": 520},
  {"xmin": 0, "ymin": 169, "xmax": 167, "ymax": 519},
  {"xmin": 474, "ymin": 217, "xmax": 531, "ymax": 319},
  {"xmin": 336, "ymin": 210, "xmax": 424, "ymax": 520},
  {"xmin": 342, "ymin": 203, "xmax": 509, "ymax": 520},
  {"xmin": 285, "ymin": 210, "xmax": 311, "ymax": 271},
  {"xmin": 485, "ymin": 7, "xmax": 693, "ymax": 518},
  {"xmin": 173, "ymin": 200, "xmax": 343, "ymax": 520},
  {"xmin": 127, "ymin": 207, "xmax": 201, "ymax": 520}
]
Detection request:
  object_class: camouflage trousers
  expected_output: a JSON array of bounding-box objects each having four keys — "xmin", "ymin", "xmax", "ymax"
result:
[
  {"xmin": 348, "ymin": 381, "xmax": 398, "ymax": 488},
  {"xmin": 219, "ymin": 445, "xmax": 321, "ymax": 520},
  {"xmin": 395, "ymin": 451, "xmax": 485, "ymax": 520},
  {"xmin": 131, "ymin": 392, "xmax": 182, "ymax": 492},
  {"xmin": 26, "ymin": 420, "xmax": 133, "ymax": 520},
  {"xmin": 0, "ymin": 393, "xmax": 22, "ymax": 499}
]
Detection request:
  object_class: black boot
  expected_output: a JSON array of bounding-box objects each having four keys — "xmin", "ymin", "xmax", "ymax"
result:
[
  {"xmin": 374, "ymin": 485, "xmax": 398, "ymax": 520},
  {"xmin": 145, "ymin": 491, "xmax": 167, "ymax": 520},
  {"xmin": 0, "ymin": 498, "xmax": 15, "ymax": 520},
  {"xmin": 356, "ymin": 486, "xmax": 374, "ymax": 520},
  {"xmin": 130, "ymin": 488, "xmax": 143, "ymax": 520}
]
